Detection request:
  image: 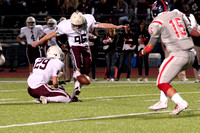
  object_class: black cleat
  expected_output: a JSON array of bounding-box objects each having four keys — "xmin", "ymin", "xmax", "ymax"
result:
[{"xmin": 71, "ymin": 96, "xmax": 83, "ymax": 102}]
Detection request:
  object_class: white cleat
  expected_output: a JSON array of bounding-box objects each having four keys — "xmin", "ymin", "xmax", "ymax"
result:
[
  {"xmin": 127, "ymin": 78, "xmax": 131, "ymax": 82},
  {"xmin": 40, "ymin": 96, "xmax": 48, "ymax": 104},
  {"xmin": 144, "ymin": 78, "xmax": 148, "ymax": 82},
  {"xmin": 110, "ymin": 78, "xmax": 115, "ymax": 82},
  {"xmin": 170, "ymin": 100, "xmax": 188, "ymax": 115},
  {"xmin": 148, "ymin": 101, "xmax": 168, "ymax": 111},
  {"xmin": 137, "ymin": 78, "xmax": 142, "ymax": 82}
]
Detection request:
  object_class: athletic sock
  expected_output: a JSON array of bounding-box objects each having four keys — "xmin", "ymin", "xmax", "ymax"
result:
[
  {"xmin": 160, "ymin": 91, "xmax": 168, "ymax": 103},
  {"xmin": 171, "ymin": 93, "xmax": 184, "ymax": 104}
]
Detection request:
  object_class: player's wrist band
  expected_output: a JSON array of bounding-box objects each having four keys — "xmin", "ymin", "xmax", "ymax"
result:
[{"xmin": 144, "ymin": 46, "xmax": 152, "ymax": 54}]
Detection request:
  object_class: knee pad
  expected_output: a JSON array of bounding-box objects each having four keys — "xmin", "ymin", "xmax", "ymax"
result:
[{"xmin": 157, "ymin": 83, "xmax": 172, "ymax": 94}]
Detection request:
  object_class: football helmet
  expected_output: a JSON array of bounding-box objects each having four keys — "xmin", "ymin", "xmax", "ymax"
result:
[
  {"xmin": 47, "ymin": 46, "xmax": 64, "ymax": 61},
  {"xmin": 0, "ymin": 54, "xmax": 5, "ymax": 66},
  {"xmin": 26, "ymin": 16, "xmax": 36, "ymax": 28},
  {"xmin": 70, "ymin": 11, "xmax": 86, "ymax": 32},
  {"xmin": 59, "ymin": 17, "xmax": 67, "ymax": 22},
  {"xmin": 47, "ymin": 18, "xmax": 57, "ymax": 30},
  {"xmin": 151, "ymin": 0, "xmax": 169, "ymax": 18}
]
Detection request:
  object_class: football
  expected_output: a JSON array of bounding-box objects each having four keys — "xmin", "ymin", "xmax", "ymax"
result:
[{"xmin": 77, "ymin": 74, "xmax": 90, "ymax": 85}]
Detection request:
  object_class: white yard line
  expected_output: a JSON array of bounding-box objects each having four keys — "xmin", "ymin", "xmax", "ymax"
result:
[
  {"xmin": 0, "ymin": 90, "xmax": 26, "ymax": 92},
  {"xmin": 0, "ymin": 91, "xmax": 200, "ymax": 104},
  {"xmin": 0, "ymin": 80, "xmax": 197, "ymax": 84},
  {"xmin": 0, "ymin": 109, "xmax": 199, "ymax": 129},
  {"xmin": 0, "ymin": 98, "xmax": 16, "ymax": 101}
]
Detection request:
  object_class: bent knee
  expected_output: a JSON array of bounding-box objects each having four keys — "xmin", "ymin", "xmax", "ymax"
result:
[{"xmin": 157, "ymin": 83, "xmax": 172, "ymax": 94}]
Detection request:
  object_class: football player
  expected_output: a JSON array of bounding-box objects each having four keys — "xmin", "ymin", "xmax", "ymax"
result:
[
  {"xmin": 140, "ymin": 0, "xmax": 200, "ymax": 115},
  {"xmin": 17, "ymin": 16, "xmax": 43, "ymax": 74},
  {"xmin": 32, "ymin": 11, "xmax": 126, "ymax": 101},
  {"xmin": 27, "ymin": 46, "xmax": 73, "ymax": 104},
  {"xmin": 43, "ymin": 18, "xmax": 58, "ymax": 51}
]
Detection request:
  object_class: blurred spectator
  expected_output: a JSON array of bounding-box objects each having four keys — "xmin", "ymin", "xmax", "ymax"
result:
[
  {"xmin": 181, "ymin": 2, "xmax": 192, "ymax": 14},
  {"xmin": 116, "ymin": 0, "xmax": 129, "ymax": 25},
  {"xmin": 89, "ymin": 28, "xmax": 100, "ymax": 81},
  {"xmin": 76, "ymin": 0, "xmax": 94, "ymax": 14},
  {"xmin": 165, "ymin": 0, "xmax": 175, "ymax": 10},
  {"xmin": 26, "ymin": 0, "xmax": 41, "ymax": 14},
  {"xmin": 38, "ymin": 0, "xmax": 48, "ymax": 15},
  {"xmin": 46, "ymin": 0, "xmax": 63, "ymax": 15},
  {"xmin": 192, "ymin": 11, "xmax": 200, "ymax": 83},
  {"xmin": 60, "ymin": 0, "xmax": 78, "ymax": 15},
  {"xmin": 189, "ymin": 0, "xmax": 200, "ymax": 13},
  {"xmin": 116, "ymin": 21, "xmax": 137, "ymax": 81},
  {"xmin": 2, "ymin": 0, "xmax": 27, "ymax": 28},
  {"xmin": 103, "ymin": 28, "xmax": 118, "ymax": 81},
  {"xmin": 135, "ymin": 20, "xmax": 150, "ymax": 82},
  {"xmin": 94, "ymin": 0, "xmax": 112, "ymax": 22},
  {"xmin": 134, "ymin": 0, "xmax": 151, "ymax": 21}
]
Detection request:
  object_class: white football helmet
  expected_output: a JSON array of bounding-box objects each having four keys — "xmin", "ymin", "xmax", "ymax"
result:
[
  {"xmin": 47, "ymin": 18, "xmax": 57, "ymax": 30},
  {"xmin": 0, "ymin": 54, "xmax": 5, "ymax": 65},
  {"xmin": 59, "ymin": 17, "xmax": 67, "ymax": 22},
  {"xmin": 47, "ymin": 46, "xmax": 64, "ymax": 61},
  {"xmin": 26, "ymin": 16, "xmax": 36, "ymax": 28},
  {"xmin": 70, "ymin": 11, "xmax": 86, "ymax": 32}
]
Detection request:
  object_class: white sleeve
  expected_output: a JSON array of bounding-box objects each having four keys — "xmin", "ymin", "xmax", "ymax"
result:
[
  {"xmin": 52, "ymin": 59, "xmax": 64, "ymax": 76},
  {"xmin": 85, "ymin": 14, "xmax": 99, "ymax": 28},
  {"xmin": 18, "ymin": 28, "xmax": 25, "ymax": 38},
  {"xmin": 148, "ymin": 22, "xmax": 162, "ymax": 45}
]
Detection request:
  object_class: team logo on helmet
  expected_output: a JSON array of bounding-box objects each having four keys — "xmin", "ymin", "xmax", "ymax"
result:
[{"xmin": 151, "ymin": 0, "xmax": 169, "ymax": 18}]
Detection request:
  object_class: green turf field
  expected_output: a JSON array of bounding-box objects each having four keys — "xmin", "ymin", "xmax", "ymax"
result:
[{"xmin": 0, "ymin": 78, "xmax": 200, "ymax": 133}]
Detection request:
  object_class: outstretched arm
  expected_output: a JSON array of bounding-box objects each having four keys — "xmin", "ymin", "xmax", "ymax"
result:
[
  {"xmin": 97, "ymin": 23, "xmax": 126, "ymax": 29},
  {"xmin": 32, "ymin": 31, "xmax": 57, "ymax": 47}
]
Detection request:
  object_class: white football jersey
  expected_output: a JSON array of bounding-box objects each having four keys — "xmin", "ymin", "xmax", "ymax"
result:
[
  {"xmin": 56, "ymin": 14, "xmax": 98, "ymax": 47},
  {"xmin": 148, "ymin": 9, "xmax": 194, "ymax": 53},
  {"xmin": 27, "ymin": 57, "xmax": 64, "ymax": 88},
  {"xmin": 43, "ymin": 27, "xmax": 58, "ymax": 46},
  {"xmin": 18, "ymin": 25, "xmax": 44, "ymax": 45}
]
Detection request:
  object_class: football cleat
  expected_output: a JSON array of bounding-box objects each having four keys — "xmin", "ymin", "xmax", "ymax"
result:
[
  {"xmin": 170, "ymin": 100, "xmax": 188, "ymax": 115},
  {"xmin": 71, "ymin": 96, "xmax": 83, "ymax": 102},
  {"xmin": 148, "ymin": 101, "xmax": 168, "ymax": 111},
  {"xmin": 40, "ymin": 96, "xmax": 48, "ymax": 104},
  {"xmin": 74, "ymin": 87, "xmax": 81, "ymax": 95},
  {"xmin": 137, "ymin": 78, "xmax": 142, "ymax": 82},
  {"xmin": 144, "ymin": 78, "xmax": 149, "ymax": 82}
]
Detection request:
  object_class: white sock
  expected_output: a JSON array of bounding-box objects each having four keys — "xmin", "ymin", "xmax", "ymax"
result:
[
  {"xmin": 47, "ymin": 96, "xmax": 71, "ymax": 103},
  {"xmin": 160, "ymin": 91, "xmax": 168, "ymax": 103},
  {"xmin": 171, "ymin": 93, "xmax": 184, "ymax": 104}
]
